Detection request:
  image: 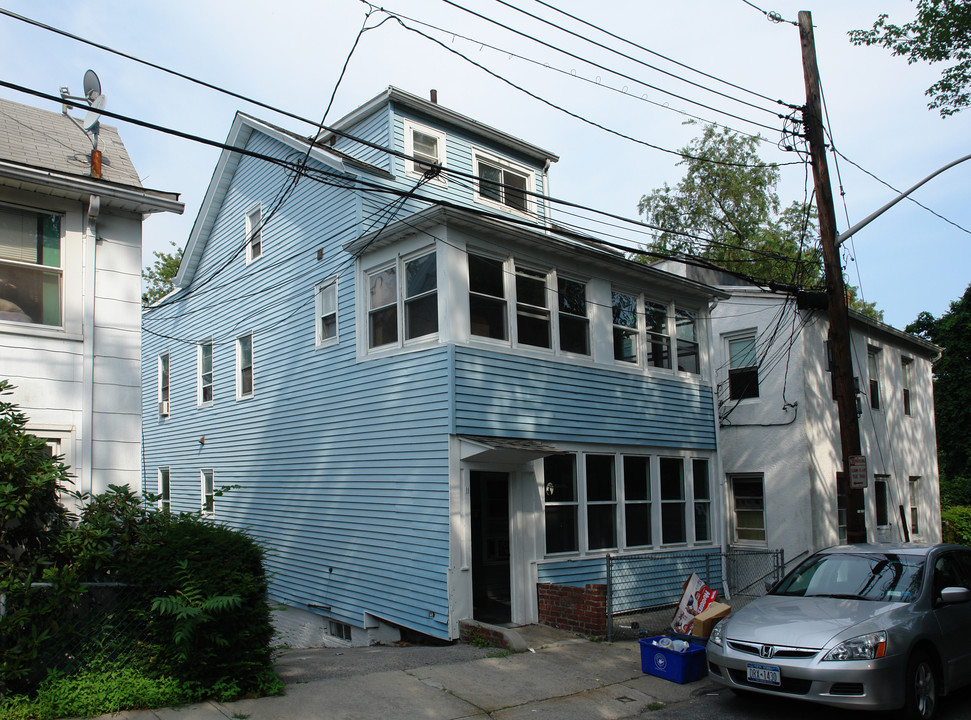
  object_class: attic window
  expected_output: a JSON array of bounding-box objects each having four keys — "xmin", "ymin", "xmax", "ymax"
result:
[
  {"xmin": 404, "ymin": 120, "xmax": 446, "ymax": 183},
  {"xmin": 476, "ymin": 156, "xmax": 529, "ymax": 213}
]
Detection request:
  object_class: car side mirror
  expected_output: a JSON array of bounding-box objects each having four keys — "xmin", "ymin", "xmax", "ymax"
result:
[{"xmin": 940, "ymin": 587, "xmax": 971, "ymax": 605}]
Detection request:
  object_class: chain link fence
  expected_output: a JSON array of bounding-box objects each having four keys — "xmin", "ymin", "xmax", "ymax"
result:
[
  {"xmin": 606, "ymin": 547, "xmax": 784, "ymax": 641},
  {"xmin": 2, "ymin": 582, "xmax": 153, "ymax": 692}
]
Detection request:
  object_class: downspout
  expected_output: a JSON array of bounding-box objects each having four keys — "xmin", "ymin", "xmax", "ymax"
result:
[
  {"xmin": 81, "ymin": 194, "xmax": 99, "ymax": 497},
  {"xmin": 541, "ymin": 158, "xmax": 552, "ymax": 231},
  {"xmin": 707, "ymin": 296, "xmax": 731, "ymax": 598}
]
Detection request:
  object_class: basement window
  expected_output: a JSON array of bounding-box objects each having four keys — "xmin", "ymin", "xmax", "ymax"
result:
[{"xmin": 329, "ymin": 620, "xmax": 352, "ymax": 641}]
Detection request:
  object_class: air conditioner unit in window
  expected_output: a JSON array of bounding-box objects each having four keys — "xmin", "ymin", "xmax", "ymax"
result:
[{"xmin": 159, "ymin": 400, "xmax": 169, "ymax": 416}]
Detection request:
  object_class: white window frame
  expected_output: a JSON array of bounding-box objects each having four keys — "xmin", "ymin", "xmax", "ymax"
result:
[
  {"xmin": 726, "ymin": 331, "xmax": 759, "ymax": 400},
  {"xmin": 201, "ymin": 468, "xmax": 214, "ymax": 515},
  {"xmin": 675, "ymin": 306, "xmax": 700, "ymax": 375},
  {"xmin": 0, "ymin": 204, "xmax": 64, "ymax": 328},
  {"xmin": 364, "ymin": 248, "xmax": 439, "ymax": 353},
  {"xmin": 868, "ymin": 345, "xmax": 882, "ymax": 411},
  {"xmin": 315, "ymin": 276, "xmax": 339, "ymax": 348},
  {"xmin": 901, "ymin": 356, "xmax": 913, "ymax": 416},
  {"xmin": 692, "ymin": 458, "xmax": 712, "ymax": 544},
  {"xmin": 473, "ymin": 149, "xmax": 535, "ymax": 216},
  {"xmin": 608, "ymin": 287, "xmax": 676, "ymax": 373},
  {"xmin": 909, "ymin": 476, "xmax": 921, "ymax": 537},
  {"xmin": 236, "ymin": 333, "xmax": 254, "ymax": 400},
  {"xmin": 730, "ymin": 474, "xmax": 767, "ymax": 546},
  {"xmin": 556, "ymin": 275, "xmax": 590, "ymax": 357},
  {"xmin": 158, "ymin": 467, "xmax": 171, "ymax": 511},
  {"xmin": 158, "ymin": 352, "xmax": 170, "ymax": 417},
  {"xmin": 245, "ymin": 203, "xmax": 262, "ymax": 264},
  {"xmin": 403, "ymin": 119, "xmax": 446, "ymax": 184},
  {"xmin": 874, "ymin": 475, "xmax": 890, "ymax": 527},
  {"xmin": 468, "ymin": 251, "xmax": 509, "ymax": 343},
  {"xmin": 197, "ymin": 339, "xmax": 213, "ymax": 407},
  {"xmin": 542, "ymin": 451, "xmax": 713, "ymax": 557}
]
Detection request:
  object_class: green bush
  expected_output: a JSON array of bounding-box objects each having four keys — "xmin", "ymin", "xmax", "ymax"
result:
[{"xmin": 942, "ymin": 505, "xmax": 971, "ymax": 545}]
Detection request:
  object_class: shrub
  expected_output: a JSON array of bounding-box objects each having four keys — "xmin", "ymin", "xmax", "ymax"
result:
[{"xmin": 942, "ymin": 505, "xmax": 971, "ymax": 545}]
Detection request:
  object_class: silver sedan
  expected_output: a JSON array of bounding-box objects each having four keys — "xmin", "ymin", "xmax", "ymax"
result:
[{"xmin": 706, "ymin": 544, "xmax": 971, "ymax": 720}]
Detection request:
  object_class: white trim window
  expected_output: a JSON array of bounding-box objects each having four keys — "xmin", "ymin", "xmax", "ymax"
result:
[
  {"xmin": 515, "ymin": 266, "xmax": 551, "ymax": 349},
  {"xmin": 645, "ymin": 301, "xmax": 672, "ymax": 369},
  {"xmin": 158, "ymin": 352, "xmax": 170, "ymax": 417},
  {"xmin": 197, "ymin": 340, "xmax": 213, "ymax": 406},
  {"xmin": 909, "ymin": 476, "xmax": 921, "ymax": 536},
  {"xmin": 728, "ymin": 334, "xmax": 759, "ymax": 399},
  {"xmin": 557, "ymin": 277, "xmax": 590, "ymax": 356},
  {"xmin": 158, "ymin": 467, "xmax": 171, "ymax": 511},
  {"xmin": 366, "ymin": 249, "xmax": 438, "ymax": 351},
  {"xmin": 730, "ymin": 474, "xmax": 766, "ymax": 545},
  {"xmin": 0, "ymin": 205, "xmax": 62, "ymax": 326},
  {"xmin": 610, "ymin": 288, "xmax": 677, "ymax": 370},
  {"xmin": 901, "ymin": 356, "xmax": 913, "ymax": 416},
  {"xmin": 245, "ymin": 204, "xmax": 262, "ymax": 263},
  {"xmin": 474, "ymin": 152, "xmax": 533, "ymax": 214},
  {"xmin": 315, "ymin": 277, "xmax": 338, "ymax": 347},
  {"xmin": 868, "ymin": 345, "xmax": 882, "ymax": 410},
  {"xmin": 543, "ymin": 452, "xmax": 711, "ymax": 556},
  {"xmin": 693, "ymin": 459, "xmax": 711, "ymax": 543},
  {"xmin": 468, "ymin": 253, "xmax": 508, "ymax": 341},
  {"xmin": 201, "ymin": 468, "xmax": 214, "ymax": 514},
  {"xmin": 612, "ymin": 290, "xmax": 639, "ymax": 364},
  {"xmin": 403, "ymin": 120, "xmax": 446, "ymax": 182},
  {"xmin": 236, "ymin": 333, "xmax": 254, "ymax": 399},
  {"xmin": 675, "ymin": 307, "xmax": 700, "ymax": 374}
]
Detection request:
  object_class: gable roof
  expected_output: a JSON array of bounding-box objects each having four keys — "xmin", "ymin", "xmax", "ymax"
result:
[
  {"xmin": 175, "ymin": 112, "xmax": 349, "ymax": 289},
  {"xmin": 0, "ymin": 96, "xmax": 182, "ymax": 214}
]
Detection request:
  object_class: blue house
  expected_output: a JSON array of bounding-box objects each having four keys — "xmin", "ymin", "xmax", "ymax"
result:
[{"xmin": 142, "ymin": 87, "xmax": 727, "ymax": 644}]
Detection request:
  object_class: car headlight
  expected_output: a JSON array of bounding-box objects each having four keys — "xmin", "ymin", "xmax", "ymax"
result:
[
  {"xmin": 709, "ymin": 620, "xmax": 724, "ymax": 647},
  {"xmin": 823, "ymin": 631, "xmax": 887, "ymax": 661}
]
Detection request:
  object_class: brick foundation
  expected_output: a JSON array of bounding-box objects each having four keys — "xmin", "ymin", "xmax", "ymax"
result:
[{"xmin": 536, "ymin": 582, "xmax": 607, "ymax": 637}]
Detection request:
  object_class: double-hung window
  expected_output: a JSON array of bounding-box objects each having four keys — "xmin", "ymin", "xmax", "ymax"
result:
[
  {"xmin": 0, "ymin": 206, "xmax": 62, "ymax": 326},
  {"xmin": 660, "ymin": 457, "xmax": 686, "ymax": 545},
  {"xmin": 158, "ymin": 353, "xmax": 170, "ymax": 416},
  {"xmin": 623, "ymin": 456, "xmax": 651, "ymax": 547},
  {"xmin": 197, "ymin": 340, "xmax": 213, "ymax": 406},
  {"xmin": 469, "ymin": 254, "xmax": 507, "ymax": 340},
  {"xmin": 731, "ymin": 474, "xmax": 766, "ymax": 544},
  {"xmin": 875, "ymin": 475, "xmax": 890, "ymax": 526},
  {"xmin": 693, "ymin": 459, "xmax": 711, "ymax": 543},
  {"xmin": 645, "ymin": 301, "xmax": 671, "ymax": 369},
  {"xmin": 404, "ymin": 120, "xmax": 446, "ymax": 181},
  {"xmin": 515, "ymin": 266, "xmax": 550, "ymax": 348},
  {"xmin": 612, "ymin": 291, "xmax": 639, "ymax": 364},
  {"xmin": 557, "ymin": 277, "xmax": 589, "ymax": 355},
  {"xmin": 728, "ymin": 334, "xmax": 759, "ymax": 399},
  {"xmin": 585, "ymin": 455, "xmax": 617, "ymax": 550},
  {"xmin": 236, "ymin": 334, "xmax": 254, "ymax": 399},
  {"xmin": 675, "ymin": 308, "xmax": 699, "ymax": 374},
  {"xmin": 868, "ymin": 346, "xmax": 881, "ymax": 410},
  {"xmin": 201, "ymin": 469, "xmax": 214, "ymax": 514},
  {"xmin": 367, "ymin": 250, "xmax": 438, "ymax": 350},
  {"xmin": 159, "ymin": 467, "xmax": 171, "ymax": 511},
  {"xmin": 544, "ymin": 454, "xmax": 579, "ymax": 554},
  {"xmin": 475, "ymin": 155, "xmax": 530, "ymax": 213},
  {"xmin": 909, "ymin": 476, "xmax": 920, "ymax": 535},
  {"xmin": 901, "ymin": 357, "xmax": 913, "ymax": 416},
  {"xmin": 315, "ymin": 277, "xmax": 338, "ymax": 346},
  {"xmin": 245, "ymin": 204, "xmax": 262, "ymax": 263}
]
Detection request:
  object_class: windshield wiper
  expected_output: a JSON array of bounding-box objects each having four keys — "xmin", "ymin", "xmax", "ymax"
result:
[{"xmin": 813, "ymin": 593, "xmax": 870, "ymax": 600}]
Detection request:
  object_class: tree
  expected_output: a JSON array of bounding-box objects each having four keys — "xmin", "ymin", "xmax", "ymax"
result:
[
  {"xmin": 142, "ymin": 241, "xmax": 184, "ymax": 306},
  {"xmin": 637, "ymin": 125, "xmax": 883, "ymax": 320},
  {"xmin": 906, "ymin": 283, "xmax": 971, "ymax": 504},
  {"xmin": 849, "ymin": 0, "xmax": 971, "ymax": 117}
]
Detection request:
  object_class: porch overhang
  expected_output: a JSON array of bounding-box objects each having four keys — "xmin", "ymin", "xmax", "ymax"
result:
[{"xmin": 458, "ymin": 435, "xmax": 561, "ymax": 464}]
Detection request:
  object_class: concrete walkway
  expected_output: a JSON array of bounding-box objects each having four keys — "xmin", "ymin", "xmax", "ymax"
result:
[{"xmin": 91, "ymin": 625, "xmax": 716, "ymax": 720}]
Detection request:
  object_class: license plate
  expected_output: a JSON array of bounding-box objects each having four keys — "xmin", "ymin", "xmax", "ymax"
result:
[{"xmin": 746, "ymin": 662, "xmax": 781, "ymax": 686}]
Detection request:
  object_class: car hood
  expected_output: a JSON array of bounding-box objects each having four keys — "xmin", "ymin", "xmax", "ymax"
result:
[{"xmin": 724, "ymin": 595, "xmax": 906, "ymax": 649}]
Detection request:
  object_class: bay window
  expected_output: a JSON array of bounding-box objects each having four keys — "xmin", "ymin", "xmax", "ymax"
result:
[{"xmin": 367, "ymin": 250, "xmax": 438, "ymax": 350}]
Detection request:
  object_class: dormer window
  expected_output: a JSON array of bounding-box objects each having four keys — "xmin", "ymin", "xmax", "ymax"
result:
[
  {"xmin": 404, "ymin": 120, "xmax": 446, "ymax": 183},
  {"xmin": 474, "ymin": 152, "xmax": 532, "ymax": 214}
]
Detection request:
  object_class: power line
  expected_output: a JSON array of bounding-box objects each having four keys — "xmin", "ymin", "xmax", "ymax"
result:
[{"xmin": 739, "ymin": 0, "xmax": 797, "ymax": 26}]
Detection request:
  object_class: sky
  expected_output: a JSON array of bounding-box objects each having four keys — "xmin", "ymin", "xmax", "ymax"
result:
[{"xmin": 0, "ymin": 0, "xmax": 967, "ymax": 330}]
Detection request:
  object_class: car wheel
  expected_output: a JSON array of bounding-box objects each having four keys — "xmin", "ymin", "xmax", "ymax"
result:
[{"xmin": 902, "ymin": 650, "xmax": 938, "ymax": 720}]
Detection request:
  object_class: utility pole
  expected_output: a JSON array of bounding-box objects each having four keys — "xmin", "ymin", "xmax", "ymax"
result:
[{"xmin": 798, "ymin": 11, "xmax": 867, "ymax": 543}]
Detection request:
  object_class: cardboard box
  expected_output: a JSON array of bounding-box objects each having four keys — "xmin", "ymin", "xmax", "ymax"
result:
[
  {"xmin": 690, "ymin": 601, "xmax": 731, "ymax": 637},
  {"xmin": 670, "ymin": 572, "xmax": 719, "ymax": 635},
  {"xmin": 639, "ymin": 637, "xmax": 707, "ymax": 683}
]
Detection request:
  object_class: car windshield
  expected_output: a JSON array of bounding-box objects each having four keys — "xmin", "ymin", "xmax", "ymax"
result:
[{"xmin": 771, "ymin": 552, "xmax": 924, "ymax": 602}]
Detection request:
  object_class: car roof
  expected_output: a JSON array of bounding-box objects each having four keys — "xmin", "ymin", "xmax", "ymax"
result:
[{"xmin": 817, "ymin": 543, "xmax": 954, "ymax": 557}]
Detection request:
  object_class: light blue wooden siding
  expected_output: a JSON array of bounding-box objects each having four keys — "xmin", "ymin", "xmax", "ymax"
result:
[
  {"xmin": 538, "ymin": 550, "xmax": 725, "ymax": 614},
  {"xmin": 334, "ymin": 104, "xmax": 392, "ymax": 173},
  {"xmin": 453, "ymin": 348, "xmax": 716, "ymax": 449},
  {"xmin": 142, "ymin": 129, "xmax": 454, "ymax": 638}
]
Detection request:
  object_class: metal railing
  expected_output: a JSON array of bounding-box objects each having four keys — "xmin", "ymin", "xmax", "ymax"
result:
[{"xmin": 606, "ymin": 547, "xmax": 784, "ymax": 641}]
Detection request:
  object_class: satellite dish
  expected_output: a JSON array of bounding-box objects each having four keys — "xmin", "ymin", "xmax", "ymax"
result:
[
  {"xmin": 83, "ymin": 93, "xmax": 106, "ymax": 132},
  {"xmin": 83, "ymin": 69, "xmax": 101, "ymax": 102}
]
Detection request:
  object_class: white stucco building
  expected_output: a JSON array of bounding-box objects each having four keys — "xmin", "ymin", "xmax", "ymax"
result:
[
  {"xmin": 657, "ymin": 262, "xmax": 941, "ymax": 570},
  {"xmin": 0, "ymin": 96, "xmax": 182, "ymax": 498}
]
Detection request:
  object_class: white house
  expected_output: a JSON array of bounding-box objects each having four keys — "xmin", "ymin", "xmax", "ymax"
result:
[
  {"xmin": 657, "ymin": 262, "xmax": 941, "ymax": 570},
  {"xmin": 0, "ymin": 96, "xmax": 183, "ymax": 498}
]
